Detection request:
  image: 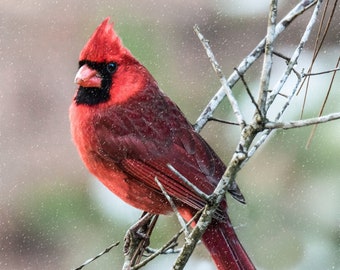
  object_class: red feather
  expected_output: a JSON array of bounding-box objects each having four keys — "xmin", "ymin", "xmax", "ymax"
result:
[{"xmin": 70, "ymin": 18, "xmax": 255, "ymax": 269}]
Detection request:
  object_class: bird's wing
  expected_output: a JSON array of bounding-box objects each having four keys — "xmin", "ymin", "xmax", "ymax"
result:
[
  {"xmin": 95, "ymin": 120, "xmax": 223, "ymax": 212},
  {"xmin": 93, "ymin": 83, "xmax": 244, "ymax": 209}
]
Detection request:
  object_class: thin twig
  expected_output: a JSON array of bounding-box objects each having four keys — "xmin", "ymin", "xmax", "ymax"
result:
[
  {"xmin": 73, "ymin": 242, "xmax": 120, "ymax": 270},
  {"xmin": 145, "ymin": 244, "xmax": 180, "ymax": 255},
  {"xmin": 131, "ymin": 231, "xmax": 183, "ymax": 270},
  {"xmin": 207, "ymin": 117, "xmax": 239, "ymax": 126},
  {"xmin": 155, "ymin": 177, "xmax": 189, "ymax": 236},
  {"xmin": 265, "ymin": 112, "xmax": 340, "ymax": 129},
  {"xmin": 302, "ymin": 66, "xmax": 340, "ymax": 76},
  {"xmin": 234, "ymin": 67, "xmax": 261, "ymax": 116},
  {"xmin": 273, "ymin": 51, "xmax": 291, "ymax": 62},
  {"xmin": 167, "ymin": 164, "xmax": 210, "ymax": 201},
  {"xmin": 305, "ymin": 57, "xmax": 340, "ymax": 148},
  {"xmin": 194, "ymin": 25, "xmax": 245, "ymax": 128}
]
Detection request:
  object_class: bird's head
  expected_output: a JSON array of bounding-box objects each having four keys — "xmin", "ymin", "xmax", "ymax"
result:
[{"xmin": 74, "ymin": 18, "xmax": 149, "ymax": 106}]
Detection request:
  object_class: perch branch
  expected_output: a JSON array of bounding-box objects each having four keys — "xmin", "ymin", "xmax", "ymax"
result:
[{"xmin": 131, "ymin": 209, "xmax": 203, "ymax": 270}]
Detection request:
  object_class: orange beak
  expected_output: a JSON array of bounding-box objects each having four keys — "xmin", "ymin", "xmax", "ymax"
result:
[{"xmin": 74, "ymin": 64, "xmax": 102, "ymax": 88}]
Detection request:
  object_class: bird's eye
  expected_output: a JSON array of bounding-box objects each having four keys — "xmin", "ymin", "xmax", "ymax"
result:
[{"xmin": 107, "ymin": 62, "xmax": 117, "ymax": 74}]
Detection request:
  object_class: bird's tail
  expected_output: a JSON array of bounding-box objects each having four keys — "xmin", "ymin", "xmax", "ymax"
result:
[{"xmin": 201, "ymin": 216, "xmax": 255, "ymax": 270}]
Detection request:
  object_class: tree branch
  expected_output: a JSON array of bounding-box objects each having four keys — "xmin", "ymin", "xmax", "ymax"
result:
[
  {"xmin": 257, "ymin": 0, "xmax": 277, "ymax": 117},
  {"xmin": 193, "ymin": 25, "xmax": 245, "ymax": 128},
  {"xmin": 265, "ymin": 112, "xmax": 340, "ymax": 130},
  {"xmin": 122, "ymin": 213, "xmax": 158, "ymax": 270},
  {"xmin": 302, "ymin": 66, "xmax": 340, "ymax": 76},
  {"xmin": 73, "ymin": 242, "xmax": 120, "ymax": 270},
  {"xmin": 155, "ymin": 177, "xmax": 189, "ymax": 236},
  {"xmin": 131, "ymin": 210, "xmax": 204, "ymax": 270},
  {"xmin": 172, "ymin": 2, "xmax": 330, "ymax": 269},
  {"xmin": 194, "ymin": 0, "xmax": 318, "ymax": 132},
  {"xmin": 167, "ymin": 164, "xmax": 210, "ymax": 201},
  {"xmin": 266, "ymin": 0, "xmax": 323, "ymax": 110}
]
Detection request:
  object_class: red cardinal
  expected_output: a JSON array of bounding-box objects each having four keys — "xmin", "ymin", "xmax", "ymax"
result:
[{"xmin": 70, "ymin": 18, "xmax": 255, "ymax": 270}]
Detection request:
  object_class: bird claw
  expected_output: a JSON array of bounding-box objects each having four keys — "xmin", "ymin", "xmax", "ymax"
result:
[
  {"xmin": 123, "ymin": 212, "xmax": 159, "ymax": 266},
  {"xmin": 123, "ymin": 227, "xmax": 150, "ymax": 255}
]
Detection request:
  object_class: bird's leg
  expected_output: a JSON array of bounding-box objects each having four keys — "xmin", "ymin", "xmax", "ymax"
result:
[{"xmin": 123, "ymin": 212, "xmax": 159, "ymax": 266}]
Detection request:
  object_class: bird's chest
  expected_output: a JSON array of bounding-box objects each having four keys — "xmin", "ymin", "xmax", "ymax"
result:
[
  {"xmin": 69, "ymin": 105, "xmax": 173, "ymax": 214},
  {"xmin": 70, "ymin": 105, "xmax": 117, "ymax": 178}
]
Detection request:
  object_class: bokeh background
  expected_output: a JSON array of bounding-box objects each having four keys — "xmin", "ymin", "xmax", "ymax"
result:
[{"xmin": 1, "ymin": 1, "xmax": 339, "ymax": 269}]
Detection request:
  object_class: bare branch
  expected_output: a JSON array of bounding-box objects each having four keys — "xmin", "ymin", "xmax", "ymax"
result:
[
  {"xmin": 131, "ymin": 234, "xmax": 182, "ymax": 270},
  {"xmin": 131, "ymin": 231, "xmax": 182, "ymax": 270},
  {"xmin": 73, "ymin": 242, "xmax": 120, "ymax": 270},
  {"xmin": 306, "ymin": 57, "xmax": 340, "ymax": 147},
  {"xmin": 194, "ymin": 0, "xmax": 317, "ymax": 132},
  {"xmin": 176, "ymin": 3, "xmax": 333, "ymax": 269},
  {"xmin": 145, "ymin": 245, "xmax": 180, "ymax": 255},
  {"xmin": 154, "ymin": 177, "xmax": 189, "ymax": 236},
  {"xmin": 246, "ymin": 129, "xmax": 272, "ymax": 164},
  {"xmin": 234, "ymin": 68, "xmax": 261, "ymax": 116},
  {"xmin": 244, "ymin": 66, "xmax": 302, "ymax": 163},
  {"xmin": 266, "ymin": 0, "xmax": 323, "ymax": 110},
  {"xmin": 167, "ymin": 164, "xmax": 210, "ymax": 201},
  {"xmin": 258, "ymin": 0, "xmax": 277, "ymax": 117},
  {"xmin": 208, "ymin": 117, "xmax": 239, "ymax": 126},
  {"xmin": 173, "ymin": 203, "xmax": 221, "ymax": 270},
  {"xmin": 272, "ymin": 69, "xmax": 302, "ymax": 123},
  {"xmin": 131, "ymin": 209, "xmax": 203, "ymax": 270},
  {"xmin": 193, "ymin": 25, "xmax": 245, "ymax": 128},
  {"xmin": 302, "ymin": 66, "xmax": 340, "ymax": 76},
  {"xmin": 298, "ymin": 0, "xmax": 338, "ymax": 118},
  {"xmin": 265, "ymin": 112, "xmax": 340, "ymax": 130},
  {"xmin": 173, "ymin": 148, "xmax": 251, "ymax": 270}
]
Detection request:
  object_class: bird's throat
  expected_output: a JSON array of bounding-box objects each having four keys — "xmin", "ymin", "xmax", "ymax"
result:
[{"xmin": 75, "ymin": 86, "xmax": 110, "ymax": 106}]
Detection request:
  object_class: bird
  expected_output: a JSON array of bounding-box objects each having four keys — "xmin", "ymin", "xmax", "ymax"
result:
[{"xmin": 69, "ymin": 17, "xmax": 255, "ymax": 270}]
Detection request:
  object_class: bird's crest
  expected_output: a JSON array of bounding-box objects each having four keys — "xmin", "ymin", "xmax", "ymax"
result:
[{"xmin": 79, "ymin": 17, "xmax": 130, "ymax": 63}]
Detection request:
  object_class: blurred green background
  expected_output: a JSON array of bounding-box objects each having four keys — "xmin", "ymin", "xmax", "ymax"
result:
[{"xmin": 0, "ymin": 1, "xmax": 339, "ymax": 269}]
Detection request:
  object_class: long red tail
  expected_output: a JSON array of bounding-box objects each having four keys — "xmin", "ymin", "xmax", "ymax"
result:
[{"xmin": 202, "ymin": 217, "xmax": 255, "ymax": 270}]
